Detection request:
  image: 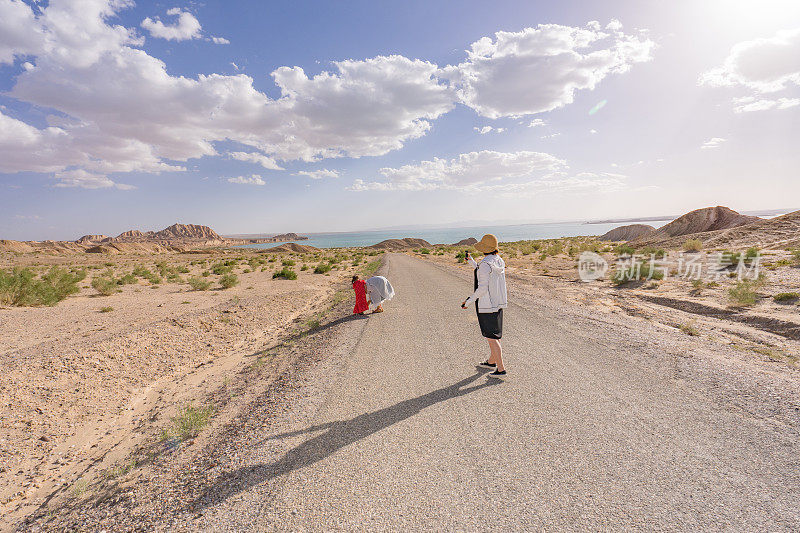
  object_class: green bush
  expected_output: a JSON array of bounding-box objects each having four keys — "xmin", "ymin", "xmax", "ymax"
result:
[
  {"xmin": 282, "ymin": 259, "xmax": 296, "ymax": 266},
  {"xmin": 684, "ymin": 239, "xmax": 703, "ymax": 252},
  {"xmin": 0, "ymin": 266, "xmax": 84, "ymax": 306},
  {"xmin": 100, "ymin": 306, "xmax": 113, "ymax": 313},
  {"xmin": 187, "ymin": 277, "xmax": 212, "ymax": 291},
  {"xmin": 273, "ymin": 267, "xmax": 297, "ymax": 280},
  {"xmin": 728, "ymin": 280, "xmax": 760, "ymax": 307},
  {"xmin": 774, "ymin": 292, "xmax": 799, "ymax": 303},
  {"xmin": 219, "ymin": 273, "xmax": 239, "ymax": 289},
  {"xmin": 91, "ymin": 276, "xmax": 119, "ymax": 296},
  {"xmin": 419, "ymin": 248, "xmax": 431, "ymax": 255},
  {"xmin": 211, "ymin": 262, "xmax": 233, "ymax": 275},
  {"xmin": 300, "ymin": 264, "xmax": 309, "ymax": 271},
  {"xmin": 117, "ymin": 273, "xmax": 138, "ymax": 285},
  {"xmin": 615, "ymin": 244, "xmax": 635, "ymax": 256},
  {"xmin": 314, "ymin": 263, "xmax": 333, "ymax": 274}
]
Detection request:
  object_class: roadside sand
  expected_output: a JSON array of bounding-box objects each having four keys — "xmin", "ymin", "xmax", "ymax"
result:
[{"xmin": 0, "ymin": 248, "xmax": 381, "ymax": 527}]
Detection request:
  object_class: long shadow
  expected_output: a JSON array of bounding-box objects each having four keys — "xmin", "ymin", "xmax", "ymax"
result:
[
  {"xmin": 247, "ymin": 313, "xmax": 369, "ymax": 357},
  {"xmin": 194, "ymin": 368, "xmax": 501, "ymax": 510}
]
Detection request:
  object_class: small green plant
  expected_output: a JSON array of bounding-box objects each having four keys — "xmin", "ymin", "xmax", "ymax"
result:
[
  {"xmin": 615, "ymin": 244, "xmax": 635, "ymax": 256},
  {"xmin": 728, "ymin": 280, "xmax": 760, "ymax": 307},
  {"xmin": 419, "ymin": 248, "xmax": 431, "ymax": 255},
  {"xmin": 684, "ymin": 239, "xmax": 703, "ymax": 252},
  {"xmin": 117, "ymin": 273, "xmax": 138, "ymax": 285},
  {"xmin": 219, "ymin": 273, "xmax": 239, "ymax": 289},
  {"xmin": 314, "ymin": 262, "xmax": 333, "ymax": 274},
  {"xmin": 792, "ymin": 249, "xmax": 800, "ymax": 263},
  {"xmin": 167, "ymin": 403, "xmax": 214, "ymax": 441},
  {"xmin": 282, "ymin": 259, "xmax": 296, "ymax": 266},
  {"xmin": 300, "ymin": 264, "xmax": 309, "ymax": 271},
  {"xmin": 679, "ymin": 322, "xmax": 700, "ymax": 336},
  {"xmin": 273, "ymin": 267, "xmax": 298, "ymax": 280},
  {"xmin": 91, "ymin": 276, "xmax": 119, "ymax": 296},
  {"xmin": 99, "ymin": 306, "xmax": 114, "ymax": 313},
  {"xmin": 774, "ymin": 292, "xmax": 799, "ymax": 303},
  {"xmin": 187, "ymin": 277, "xmax": 212, "ymax": 291}
]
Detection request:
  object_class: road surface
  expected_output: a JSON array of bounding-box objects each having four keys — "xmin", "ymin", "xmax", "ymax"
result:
[{"xmin": 198, "ymin": 253, "xmax": 800, "ymax": 531}]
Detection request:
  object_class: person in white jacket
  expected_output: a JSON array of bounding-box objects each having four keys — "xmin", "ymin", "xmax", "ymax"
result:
[{"xmin": 461, "ymin": 234, "xmax": 508, "ymax": 375}]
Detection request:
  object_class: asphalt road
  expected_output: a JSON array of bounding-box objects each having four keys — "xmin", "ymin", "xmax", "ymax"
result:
[{"xmin": 200, "ymin": 253, "xmax": 800, "ymax": 531}]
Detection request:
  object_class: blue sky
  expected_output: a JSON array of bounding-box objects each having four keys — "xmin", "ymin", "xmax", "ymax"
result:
[{"xmin": 1, "ymin": 0, "xmax": 799, "ymax": 240}]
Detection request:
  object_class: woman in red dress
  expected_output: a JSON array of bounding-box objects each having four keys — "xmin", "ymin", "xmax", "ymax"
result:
[{"xmin": 352, "ymin": 275, "xmax": 369, "ymax": 314}]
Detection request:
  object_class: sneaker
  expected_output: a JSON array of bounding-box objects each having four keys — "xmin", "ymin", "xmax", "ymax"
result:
[{"xmin": 489, "ymin": 370, "xmax": 506, "ymax": 376}]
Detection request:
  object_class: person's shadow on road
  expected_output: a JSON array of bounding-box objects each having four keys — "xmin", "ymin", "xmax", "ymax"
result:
[{"xmin": 194, "ymin": 368, "xmax": 502, "ymax": 510}]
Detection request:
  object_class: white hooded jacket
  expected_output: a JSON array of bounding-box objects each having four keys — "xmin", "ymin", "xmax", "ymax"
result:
[{"xmin": 464, "ymin": 254, "xmax": 508, "ymax": 313}]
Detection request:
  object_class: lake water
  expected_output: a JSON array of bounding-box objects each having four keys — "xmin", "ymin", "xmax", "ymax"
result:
[{"xmin": 238, "ymin": 219, "xmax": 672, "ymax": 250}]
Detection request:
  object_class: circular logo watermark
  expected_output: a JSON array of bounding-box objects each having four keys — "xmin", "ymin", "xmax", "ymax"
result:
[{"xmin": 578, "ymin": 251, "xmax": 609, "ymax": 282}]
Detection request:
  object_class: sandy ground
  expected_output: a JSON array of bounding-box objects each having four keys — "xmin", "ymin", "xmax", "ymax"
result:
[{"xmin": 0, "ymin": 248, "xmax": 380, "ymax": 528}]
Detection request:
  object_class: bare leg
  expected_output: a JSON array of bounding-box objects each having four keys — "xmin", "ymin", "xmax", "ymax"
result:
[{"xmin": 487, "ymin": 339, "xmax": 504, "ymax": 371}]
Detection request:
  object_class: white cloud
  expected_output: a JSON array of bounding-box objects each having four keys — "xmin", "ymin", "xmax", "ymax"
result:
[
  {"xmin": 211, "ymin": 36, "xmax": 230, "ymax": 45},
  {"xmin": 701, "ymin": 137, "xmax": 727, "ymax": 149},
  {"xmin": 732, "ymin": 96, "xmax": 800, "ymax": 113},
  {"xmin": 53, "ymin": 169, "xmax": 134, "ymax": 190},
  {"xmin": 294, "ymin": 169, "xmax": 339, "ymax": 179},
  {"xmin": 349, "ymin": 150, "xmax": 566, "ymax": 191},
  {"xmin": 700, "ymin": 29, "xmax": 800, "ymax": 93},
  {"xmin": 141, "ymin": 8, "xmax": 202, "ymax": 41},
  {"xmin": 227, "ymin": 174, "xmax": 265, "ymax": 185},
  {"xmin": 589, "ymin": 129, "xmax": 598, "ymax": 134},
  {"xmin": 528, "ymin": 119, "xmax": 547, "ymax": 128},
  {"xmin": 0, "ymin": 5, "xmax": 652, "ymax": 188},
  {"xmin": 474, "ymin": 126, "xmax": 505, "ymax": 134},
  {"xmin": 541, "ymin": 133, "xmax": 562, "ymax": 139},
  {"xmin": 442, "ymin": 21, "xmax": 655, "ymax": 118},
  {"xmin": 229, "ymin": 151, "xmax": 283, "ymax": 170}
]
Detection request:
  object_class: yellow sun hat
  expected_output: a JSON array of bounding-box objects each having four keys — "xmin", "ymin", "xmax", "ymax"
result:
[{"xmin": 473, "ymin": 234, "xmax": 499, "ymax": 253}]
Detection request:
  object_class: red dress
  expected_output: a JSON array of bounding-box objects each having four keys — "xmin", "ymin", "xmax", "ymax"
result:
[{"xmin": 352, "ymin": 280, "xmax": 369, "ymax": 314}]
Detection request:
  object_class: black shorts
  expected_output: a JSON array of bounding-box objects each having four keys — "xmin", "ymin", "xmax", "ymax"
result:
[{"xmin": 477, "ymin": 308, "xmax": 503, "ymax": 339}]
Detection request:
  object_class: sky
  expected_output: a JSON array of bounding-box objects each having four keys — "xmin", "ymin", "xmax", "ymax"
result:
[{"xmin": 1, "ymin": 0, "xmax": 799, "ymax": 240}]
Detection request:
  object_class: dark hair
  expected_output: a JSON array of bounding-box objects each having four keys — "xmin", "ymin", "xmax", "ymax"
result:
[
  {"xmin": 352, "ymin": 275, "xmax": 359, "ymax": 283},
  {"xmin": 488, "ymin": 250, "xmax": 498, "ymax": 255}
]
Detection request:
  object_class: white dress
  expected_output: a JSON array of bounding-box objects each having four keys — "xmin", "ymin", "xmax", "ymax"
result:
[{"xmin": 365, "ymin": 276, "xmax": 395, "ymax": 309}]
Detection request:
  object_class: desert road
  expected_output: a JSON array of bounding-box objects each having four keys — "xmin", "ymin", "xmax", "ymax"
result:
[{"xmin": 197, "ymin": 253, "xmax": 800, "ymax": 531}]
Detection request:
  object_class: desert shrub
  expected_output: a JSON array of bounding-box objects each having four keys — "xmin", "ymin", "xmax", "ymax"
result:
[
  {"xmin": 301, "ymin": 264, "xmax": 309, "ymax": 271},
  {"xmin": 219, "ymin": 273, "xmax": 239, "ymax": 289},
  {"xmin": 211, "ymin": 262, "xmax": 233, "ymax": 275},
  {"xmin": 615, "ymin": 244, "xmax": 635, "ymax": 256},
  {"xmin": 792, "ymin": 249, "xmax": 800, "ymax": 263},
  {"xmin": 679, "ymin": 323, "xmax": 700, "ymax": 336},
  {"xmin": 168, "ymin": 403, "xmax": 214, "ymax": 441},
  {"xmin": 684, "ymin": 239, "xmax": 703, "ymax": 252},
  {"xmin": 774, "ymin": 292, "xmax": 799, "ymax": 303},
  {"xmin": 267, "ymin": 257, "xmax": 276, "ymax": 263},
  {"xmin": 638, "ymin": 247, "xmax": 666, "ymax": 259},
  {"xmin": 132, "ymin": 265, "xmax": 153, "ymax": 278},
  {"xmin": 91, "ymin": 276, "xmax": 119, "ymax": 296},
  {"xmin": 728, "ymin": 280, "xmax": 760, "ymax": 307},
  {"xmin": 273, "ymin": 267, "xmax": 298, "ymax": 280},
  {"xmin": 187, "ymin": 277, "xmax": 212, "ymax": 291},
  {"xmin": 176, "ymin": 265, "xmax": 189, "ymax": 274},
  {"xmin": 100, "ymin": 306, "xmax": 113, "ymax": 313},
  {"xmin": 744, "ymin": 247, "xmax": 760, "ymax": 264},
  {"xmin": 455, "ymin": 250, "xmax": 468, "ymax": 263},
  {"xmin": 314, "ymin": 263, "xmax": 333, "ymax": 274},
  {"xmin": 282, "ymin": 259, "xmax": 296, "ymax": 266},
  {"xmin": 612, "ymin": 261, "xmax": 663, "ymax": 286},
  {"xmin": 419, "ymin": 248, "xmax": 431, "ymax": 255},
  {"xmin": 117, "ymin": 273, "xmax": 138, "ymax": 285},
  {"xmin": 0, "ymin": 266, "xmax": 84, "ymax": 306},
  {"xmin": 201, "ymin": 270, "xmax": 210, "ymax": 277},
  {"xmin": 166, "ymin": 273, "xmax": 183, "ymax": 283}
]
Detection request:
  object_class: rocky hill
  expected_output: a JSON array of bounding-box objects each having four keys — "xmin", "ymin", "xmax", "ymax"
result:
[
  {"xmin": 599, "ymin": 224, "xmax": 655, "ymax": 242},
  {"xmin": 453, "ymin": 237, "xmax": 478, "ymax": 246},
  {"xmin": 75, "ymin": 234, "xmax": 111, "ymax": 244},
  {"xmin": 636, "ymin": 209, "xmax": 800, "ymax": 250},
  {"xmin": 115, "ymin": 230, "xmax": 154, "ymax": 241},
  {"xmin": 632, "ymin": 206, "xmax": 760, "ymax": 246},
  {"xmin": 151, "ymin": 224, "xmax": 221, "ymax": 241},
  {"xmin": 368, "ymin": 238, "xmax": 432, "ymax": 250}
]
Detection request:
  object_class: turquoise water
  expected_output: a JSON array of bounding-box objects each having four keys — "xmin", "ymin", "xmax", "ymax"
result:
[{"xmin": 238, "ymin": 219, "xmax": 671, "ymax": 250}]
